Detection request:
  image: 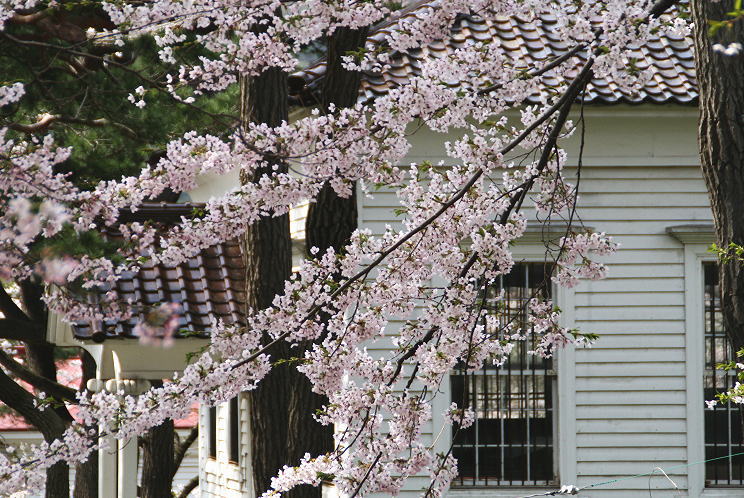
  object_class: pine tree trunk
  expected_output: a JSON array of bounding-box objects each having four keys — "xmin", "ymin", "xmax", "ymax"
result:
[
  {"xmin": 139, "ymin": 419, "xmax": 176, "ymax": 498},
  {"xmin": 73, "ymin": 351, "xmax": 98, "ymax": 498},
  {"xmin": 139, "ymin": 379, "xmax": 176, "ymax": 498},
  {"xmin": 285, "ymin": 26, "xmax": 369, "ymax": 498},
  {"xmin": 240, "ymin": 66, "xmax": 295, "ymax": 496},
  {"xmin": 691, "ymin": 0, "xmax": 744, "ymax": 351}
]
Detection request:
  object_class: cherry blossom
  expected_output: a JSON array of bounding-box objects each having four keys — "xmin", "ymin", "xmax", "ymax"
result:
[
  {"xmin": 133, "ymin": 303, "xmax": 181, "ymax": 347},
  {"xmin": 0, "ymin": 0, "xmax": 689, "ymax": 495}
]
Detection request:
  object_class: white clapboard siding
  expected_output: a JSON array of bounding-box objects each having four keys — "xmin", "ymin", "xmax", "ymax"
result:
[
  {"xmin": 352, "ymin": 107, "xmax": 710, "ymax": 498},
  {"xmin": 200, "ymin": 402, "xmax": 243, "ymax": 498},
  {"xmin": 563, "ymin": 112, "xmax": 703, "ymax": 494},
  {"xmin": 198, "ymin": 106, "xmax": 709, "ymax": 497}
]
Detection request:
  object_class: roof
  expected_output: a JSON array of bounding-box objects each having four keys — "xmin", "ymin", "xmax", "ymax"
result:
[
  {"xmin": 0, "ymin": 354, "xmax": 198, "ymax": 430},
  {"xmin": 72, "ymin": 203, "xmax": 246, "ymax": 342},
  {"xmin": 289, "ymin": 2, "xmax": 696, "ymax": 106}
]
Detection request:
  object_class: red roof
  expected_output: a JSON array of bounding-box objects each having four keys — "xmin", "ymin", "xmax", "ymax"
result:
[{"xmin": 0, "ymin": 355, "xmax": 197, "ymax": 431}]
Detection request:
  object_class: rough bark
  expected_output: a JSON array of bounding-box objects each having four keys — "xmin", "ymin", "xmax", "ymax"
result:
[
  {"xmin": 139, "ymin": 420, "xmax": 176, "ymax": 497},
  {"xmin": 0, "ymin": 368, "xmax": 68, "ymax": 497},
  {"xmin": 139, "ymin": 380, "xmax": 176, "ymax": 498},
  {"xmin": 691, "ymin": 1, "xmax": 744, "ymax": 351},
  {"xmin": 73, "ymin": 350, "xmax": 98, "ymax": 498},
  {"xmin": 240, "ymin": 66, "xmax": 294, "ymax": 496},
  {"xmin": 285, "ymin": 27, "xmax": 370, "ymax": 498}
]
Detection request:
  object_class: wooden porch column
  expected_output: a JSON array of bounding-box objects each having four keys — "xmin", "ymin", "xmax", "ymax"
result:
[
  {"xmin": 98, "ymin": 434, "xmax": 117, "ymax": 497},
  {"xmin": 117, "ymin": 437, "xmax": 138, "ymax": 497}
]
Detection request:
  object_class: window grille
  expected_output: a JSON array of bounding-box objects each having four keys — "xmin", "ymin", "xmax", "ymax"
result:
[
  {"xmin": 704, "ymin": 262, "xmax": 744, "ymax": 485},
  {"xmin": 450, "ymin": 263, "xmax": 556, "ymax": 487},
  {"xmin": 229, "ymin": 396, "xmax": 240, "ymax": 464}
]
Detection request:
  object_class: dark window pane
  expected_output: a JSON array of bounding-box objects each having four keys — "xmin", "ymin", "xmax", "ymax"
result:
[
  {"xmin": 229, "ymin": 397, "xmax": 240, "ymax": 463},
  {"xmin": 704, "ymin": 262, "xmax": 744, "ymax": 485},
  {"xmin": 451, "ymin": 263, "xmax": 555, "ymax": 487},
  {"xmin": 208, "ymin": 406, "xmax": 217, "ymax": 459}
]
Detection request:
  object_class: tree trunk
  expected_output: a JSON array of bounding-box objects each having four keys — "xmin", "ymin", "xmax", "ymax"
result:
[
  {"xmin": 139, "ymin": 380, "xmax": 176, "ymax": 498},
  {"xmin": 15, "ymin": 280, "xmax": 72, "ymax": 497},
  {"xmin": 139, "ymin": 419, "xmax": 176, "ymax": 497},
  {"xmin": 691, "ymin": 1, "xmax": 744, "ymax": 351},
  {"xmin": 0, "ymin": 368, "xmax": 69, "ymax": 497},
  {"xmin": 240, "ymin": 66, "xmax": 295, "ymax": 496},
  {"xmin": 285, "ymin": 26, "xmax": 370, "ymax": 498},
  {"xmin": 73, "ymin": 350, "xmax": 98, "ymax": 498}
]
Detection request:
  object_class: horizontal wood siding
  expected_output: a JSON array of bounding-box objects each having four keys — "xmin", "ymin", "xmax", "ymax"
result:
[
  {"xmin": 355, "ymin": 108, "xmax": 705, "ymax": 497},
  {"xmin": 569, "ymin": 161, "xmax": 705, "ymax": 495},
  {"xmin": 200, "ymin": 402, "xmax": 243, "ymax": 497}
]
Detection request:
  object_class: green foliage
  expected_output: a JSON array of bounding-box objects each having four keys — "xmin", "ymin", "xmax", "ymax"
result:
[
  {"xmin": 708, "ymin": 0, "xmax": 744, "ymax": 36},
  {"xmin": 568, "ymin": 328, "xmax": 599, "ymax": 342},
  {"xmin": 29, "ymin": 224, "xmax": 126, "ymax": 263},
  {"xmin": 709, "ymin": 242, "xmax": 744, "ymax": 263},
  {"xmin": 1, "ymin": 7, "xmax": 237, "ymax": 189}
]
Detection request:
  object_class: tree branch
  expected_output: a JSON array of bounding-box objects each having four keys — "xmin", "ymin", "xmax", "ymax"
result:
[
  {"xmin": 176, "ymin": 475, "xmax": 199, "ymax": 498},
  {"xmin": 172, "ymin": 427, "xmax": 198, "ymax": 479},
  {"xmin": 0, "ymin": 318, "xmax": 47, "ymax": 344},
  {"xmin": 649, "ymin": 0, "xmax": 680, "ymax": 18},
  {"xmin": 10, "ymin": 9, "xmax": 51, "ymax": 25},
  {"xmin": 7, "ymin": 113, "xmax": 137, "ymax": 137},
  {"xmin": 0, "ymin": 284, "xmax": 28, "ymax": 322},
  {"xmin": 0, "ymin": 350, "xmax": 78, "ymax": 402},
  {"xmin": 19, "ymin": 280, "xmax": 45, "ymax": 324},
  {"xmin": 0, "ymin": 367, "xmax": 67, "ymax": 442}
]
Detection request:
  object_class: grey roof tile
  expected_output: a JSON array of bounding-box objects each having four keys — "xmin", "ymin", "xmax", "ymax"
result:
[{"xmin": 289, "ymin": 2, "xmax": 697, "ymax": 106}]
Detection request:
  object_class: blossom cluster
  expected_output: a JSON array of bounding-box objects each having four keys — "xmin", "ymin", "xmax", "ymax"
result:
[{"xmin": 0, "ymin": 0, "xmax": 689, "ymax": 495}]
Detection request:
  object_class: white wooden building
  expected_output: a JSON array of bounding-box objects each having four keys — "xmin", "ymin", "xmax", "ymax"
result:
[{"xmin": 194, "ymin": 5, "xmax": 740, "ymax": 498}]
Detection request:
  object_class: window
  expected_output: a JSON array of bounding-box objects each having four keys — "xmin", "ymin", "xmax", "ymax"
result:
[
  {"xmin": 229, "ymin": 396, "xmax": 240, "ymax": 464},
  {"xmin": 704, "ymin": 262, "xmax": 744, "ymax": 485},
  {"xmin": 450, "ymin": 263, "xmax": 556, "ymax": 486},
  {"xmin": 208, "ymin": 405, "xmax": 217, "ymax": 459}
]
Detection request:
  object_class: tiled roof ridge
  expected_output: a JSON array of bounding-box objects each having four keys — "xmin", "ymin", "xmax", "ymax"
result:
[
  {"xmin": 116, "ymin": 201, "xmax": 205, "ymax": 223},
  {"xmin": 72, "ymin": 202, "xmax": 246, "ymax": 343},
  {"xmin": 289, "ymin": 2, "xmax": 697, "ymax": 106}
]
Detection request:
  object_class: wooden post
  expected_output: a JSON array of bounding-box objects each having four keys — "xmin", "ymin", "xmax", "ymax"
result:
[{"xmin": 98, "ymin": 434, "xmax": 117, "ymax": 497}]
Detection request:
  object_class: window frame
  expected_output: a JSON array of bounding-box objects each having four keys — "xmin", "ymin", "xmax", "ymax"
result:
[
  {"xmin": 436, "ymin": 246, "xmax": 577, "ymax": 496},
  {"xmin": 450, "ymin": 262, "xmax": 557, "ymax": 488},
  {"xmin": 674, "ymin": 227, "xmax": 744, "ymax": 496},
  {"xmin": 701, "ymin": 261, "xmax": 744, "ymax": 487}
]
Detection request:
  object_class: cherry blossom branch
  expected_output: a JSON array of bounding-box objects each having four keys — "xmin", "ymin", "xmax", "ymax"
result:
[{"xmin": 6, "ymin": 113, "xmax": 136, "ymax": 137}]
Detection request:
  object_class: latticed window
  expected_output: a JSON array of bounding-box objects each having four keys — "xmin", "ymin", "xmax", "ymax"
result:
[
  {"xmin": 704, "ymin": 262, "xmax": 744, "ymax": 486},
  {"xmin": 229, "ymin": 396, "xmax": 240, "ymax": 464},
  {"xmin": 208, "ymin": 406, "xmax": 217, "ymax": 459},
  {"xmin": 450, "ymin": 263, "xmax": 556, "ymax": 487}
]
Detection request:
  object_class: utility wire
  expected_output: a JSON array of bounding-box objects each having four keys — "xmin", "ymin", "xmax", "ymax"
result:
[{"xmin": 518, "ymin": 450, "xmax": 744, "ymax": 497}]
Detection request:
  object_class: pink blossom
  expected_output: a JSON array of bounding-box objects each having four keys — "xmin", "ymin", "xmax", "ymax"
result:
[
  {"xmin": 0, "ymin": 0, "xmax": 684, "ymax": 494},
  {"xmin": 36, "ymin": 258, "xmax": 80, "ymax": 285},
  {"xmin": 133, "ymin": 303, "xmax": 181, "ymax": 347}
]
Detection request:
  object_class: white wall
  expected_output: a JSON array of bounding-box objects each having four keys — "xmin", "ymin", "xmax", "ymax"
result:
[
  {"xmin": 358, "ymin": 106, "xmax": 708, "ymax": 497},
  {"xmin": 199, "ymin": 105, "xmax": 716, "ymax": 497}
]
